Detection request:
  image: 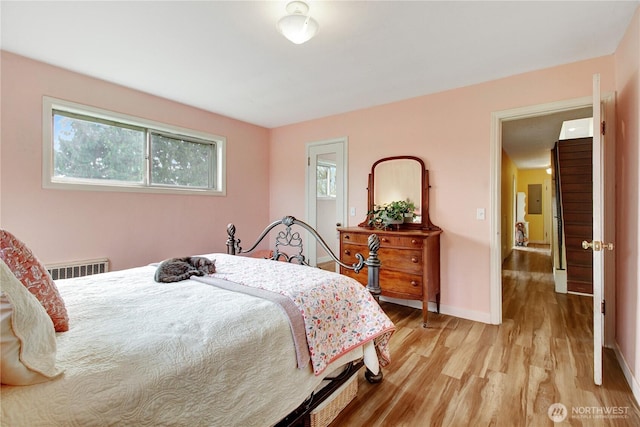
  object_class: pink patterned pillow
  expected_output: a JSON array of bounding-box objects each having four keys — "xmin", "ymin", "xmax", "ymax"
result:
[{"xmin": 0, "ymin": 230, "xmax": 69, "ymax": 332}]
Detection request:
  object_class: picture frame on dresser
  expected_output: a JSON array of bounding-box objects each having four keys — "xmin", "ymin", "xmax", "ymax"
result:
[{"xmin": 342, "ymin": 156, "xmax": 442, "ymax": 327}]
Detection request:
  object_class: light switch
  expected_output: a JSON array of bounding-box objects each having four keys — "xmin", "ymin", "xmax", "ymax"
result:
[
  {"xmin": 476, "ymin": 208, "xmax": 485, "ymax": 220},
  {"xmin": 350, "ymin": 207, "xmax": 356, "ymax": 216}
]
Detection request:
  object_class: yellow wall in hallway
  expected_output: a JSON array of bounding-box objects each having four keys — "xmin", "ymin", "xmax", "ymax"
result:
[
  {"xmin": 517, "ymin": 168, "xmax": 551, "ymax": 243},
  {"xmin": 501, "ymin": 150, "xmax": 518, "ymax": 259}
]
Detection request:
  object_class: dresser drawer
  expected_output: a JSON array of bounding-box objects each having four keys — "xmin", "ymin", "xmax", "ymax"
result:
[
  {"xmin": 340, "ymin": 267, "xmax": 423, "ymax": 299},
  {"xmin": 340, "ymin": 243, "xmax": 423, "ymax": 274},
  {"xmin": 378, "ymin": 235, "xmax": 423, "ymax": 249},
  {"xmin": 380, "ymin": 270, "xmax": 423, "ymax": 298},
  {"xmin": 343, "ymin": 244, "xmax": 422, "ymax": 275},
  {"xmin": 341, "ymin": 243, "xmax": 366, "ymax": 264},
  {"xmin": 342, "ymin": 232, "xmax": 425, "ymax": 249},
  {"xmin": 341, "ymin": 232, "xmax": 370, "ymax": 245},
  {"xmin": 378, "ymin": 248, "xmax": 422, "ymax": 274},
  {"xmin": 341, "ymin": 268, "xmax": 424, "ymax": 299}
]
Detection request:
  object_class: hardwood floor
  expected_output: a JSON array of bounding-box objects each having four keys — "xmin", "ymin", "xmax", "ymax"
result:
[
  {"xmin": 318, "ymin": 260, "xmax": 337, "ymax": 272},
  {"xmin": 331, "ymin": 246, "xmax": 640, "ymax": 426}
]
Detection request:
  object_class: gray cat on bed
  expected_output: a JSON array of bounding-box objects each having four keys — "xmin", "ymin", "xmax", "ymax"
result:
[{"xmin": 154, "ymin": 256, "xmax": 216, "ymax": 283}]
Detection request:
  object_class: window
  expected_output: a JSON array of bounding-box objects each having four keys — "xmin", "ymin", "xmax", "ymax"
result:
[
  {"xmin": 316, "ymin": 161, "xmax": 336, "ymax": 198},
  {"xmin": 43, "ymin": 97, "xmax": 225, "ymax": 195}
]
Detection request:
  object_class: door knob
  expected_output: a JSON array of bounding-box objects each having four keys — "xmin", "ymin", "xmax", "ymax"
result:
[{"xmin": 582, "ymin": 240, "xmax": 614, "ymax": 251}]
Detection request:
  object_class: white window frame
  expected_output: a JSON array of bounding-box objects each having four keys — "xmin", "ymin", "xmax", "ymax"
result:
[
  {"xmin": 316, "ymin": 160, "xmax": 337, "ymax": 199},
  {"xmin": 42, "ymin": 96, "xmax": 226, "ymax": 196}
]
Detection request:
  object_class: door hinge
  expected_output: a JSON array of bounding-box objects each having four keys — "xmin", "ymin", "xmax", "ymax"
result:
[
  {"xmin": 601, "ymin": 300, "xmax": 606, "ymax": 315},
  {"xmin": 601, "ymin": 121, "xmax": 606, "ymax": 136},
  {"xmin": 308, "ymin": 157, "xmax": 310, "ymax": 166}
]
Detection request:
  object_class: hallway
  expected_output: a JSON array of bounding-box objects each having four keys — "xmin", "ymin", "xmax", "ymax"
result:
[{"xmin": 331, "ymin": 245, "xmax": 640, "ymax": 426}]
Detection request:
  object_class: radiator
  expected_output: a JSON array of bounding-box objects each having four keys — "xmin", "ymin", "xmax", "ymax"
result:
[{"xmin": 46, "ymin": 258, "xmax": 109, "ymax": 280}]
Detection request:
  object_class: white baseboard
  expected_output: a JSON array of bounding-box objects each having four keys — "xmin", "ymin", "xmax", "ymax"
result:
[
  {"xmin": 554, "ymin": 269, "xmax": 567, "ymax": 293},
  {"xmin": 380, "ymin": 296, "xmax": 422, "ymax": 310},
  {"xmin": 379, "ymin": 296, "xmax": 492, "ymax": 324},
  {"xmin": 614, "ymin": 342, "xmax": 640, "ymax": 406}
]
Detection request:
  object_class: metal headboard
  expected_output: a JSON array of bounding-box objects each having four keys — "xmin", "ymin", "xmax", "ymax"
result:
[{"xmin": 226, "ymin": 216, "xmax": 381, "ymax": 296}]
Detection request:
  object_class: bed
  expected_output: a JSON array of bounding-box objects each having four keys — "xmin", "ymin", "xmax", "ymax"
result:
[{"xmin": 0, "ymin": 216, "xmax": 394, "ymax": 426}]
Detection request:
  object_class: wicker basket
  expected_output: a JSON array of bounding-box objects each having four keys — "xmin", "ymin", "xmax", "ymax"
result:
[{"xmin": 310, "ymin": 374, "xmax": 358, "ymax": 427}]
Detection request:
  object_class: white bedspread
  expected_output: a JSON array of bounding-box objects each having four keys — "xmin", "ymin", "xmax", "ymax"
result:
[{"xmin": 0, "ymin": 257, "xmax": 369, "ymax": 426}]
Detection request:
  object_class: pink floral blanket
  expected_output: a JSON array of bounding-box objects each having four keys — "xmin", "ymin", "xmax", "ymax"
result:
[{"xmin": 195, "ymin": 254, "xmax": 395, "ymax": 375}]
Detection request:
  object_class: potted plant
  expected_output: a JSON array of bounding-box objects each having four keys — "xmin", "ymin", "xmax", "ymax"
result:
[{"xmin": 367, "ymin": 199, "xmax": 416, "ymax": 229}]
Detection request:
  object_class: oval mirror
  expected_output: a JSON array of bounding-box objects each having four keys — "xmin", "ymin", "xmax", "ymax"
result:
[
  {"xmin": 374, "ymin": 158, "xmax": 423, "ymax": 222},
  {"xmin": 360, "ymin": 156, "xmax": 436, "ymax": 230}
]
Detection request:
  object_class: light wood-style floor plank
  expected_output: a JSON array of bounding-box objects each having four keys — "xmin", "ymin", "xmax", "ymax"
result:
[{"xmin": 331, "ymin": 246, "xmax": 640, "ymax": 426}]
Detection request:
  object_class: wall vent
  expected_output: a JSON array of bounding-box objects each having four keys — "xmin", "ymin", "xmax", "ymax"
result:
[{"xmin": 46, "ymin": 258, "xmax": 109, "ymax": 280}]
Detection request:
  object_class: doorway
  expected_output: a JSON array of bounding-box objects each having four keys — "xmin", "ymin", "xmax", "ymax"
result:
[
  {"xmin": 490, "ymin": 92, "xmax": 616, "ymax": 345},
  {"xmin": 491, "ymin": 96, "xmax": 593, "ymax": 324},
  {"xmin": 305, "ymin": 138, "xmax": 348, "ymax": 269}
]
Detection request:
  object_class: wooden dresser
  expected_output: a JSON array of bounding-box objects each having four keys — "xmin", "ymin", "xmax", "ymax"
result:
[{"xmin": 338, "ymin": 226, "xmax": 441, "ymax": 326}]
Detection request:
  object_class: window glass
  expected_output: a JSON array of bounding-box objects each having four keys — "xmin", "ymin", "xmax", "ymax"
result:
[
  {"xmin": 53, "ymin": 111, "xmax": 145, "ymax": 183},
  {"xmin": 317, "ymin": 163, "xmax": 336, "ymax": 198},
  {"xmin": 150, "ymin": 133, "xmax": 214, "ymax": 188}
]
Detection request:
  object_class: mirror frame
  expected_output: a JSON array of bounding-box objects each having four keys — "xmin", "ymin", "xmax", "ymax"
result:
[{"xmin": 359, "ymin": 155, "xmax": 438, "ymax": 230}]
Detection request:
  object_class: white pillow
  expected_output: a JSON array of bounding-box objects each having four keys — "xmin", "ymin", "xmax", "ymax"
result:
[{"xmin": 1, "ymin": 259, "xmax": 63, "ymax": 385}]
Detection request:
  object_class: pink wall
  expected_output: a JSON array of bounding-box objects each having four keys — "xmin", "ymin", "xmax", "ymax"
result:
[
  {"xmin": 0, "ymin": 52, "xmax": 271, "ymax": 271},
  {"xmin": 270, "ymin": 56, "xmax": 615, "ymax": 322},
  {"xmin": 614, "ymin": 7, "xmax": 640, "ymax": 390}
]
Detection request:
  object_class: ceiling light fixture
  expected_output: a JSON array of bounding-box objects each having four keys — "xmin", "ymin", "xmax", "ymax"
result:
[{"xmin": 277, "ymin": 1, "xmax": 319, "ymax": 45}]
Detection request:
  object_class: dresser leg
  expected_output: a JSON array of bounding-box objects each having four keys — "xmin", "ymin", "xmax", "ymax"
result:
[
  {"xmin": 436, "ymin": 292, "xmax": 441, "ymax": 313},
  {"xmin": 422, "ymin": 300, "xmax": 428, "ymax": 327}
]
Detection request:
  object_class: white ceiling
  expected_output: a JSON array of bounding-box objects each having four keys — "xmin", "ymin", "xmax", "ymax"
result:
[
  {"xmin": 1, "ymin": 1, "xmax": 637, "ymax": 167},
  {"xmin": 502, "ymin": 106, "xmax": 593, "ymax": 169}
]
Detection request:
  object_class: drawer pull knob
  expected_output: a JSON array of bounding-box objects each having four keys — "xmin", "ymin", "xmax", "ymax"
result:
[
  {"xmin": 344, "ymin": 235, "xmax": 350, "ymax": 240},
  {"xmin": 344, "ymin": 250, "xmax": 351, "ymax": 255},
  {"xmin": 411, "ymin": 281, "xmax": 419, "ymax": 287},
  {"xmin": 411, "ymin": 239, "xmax": 417, "ymax": 244},
  {"xmin": 381, "ymin": 238, "xmax": 388, "ymax": 242},
  {"xmin": 411, "ymin": 257, "xmax": 418, "ymax": 263}
]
